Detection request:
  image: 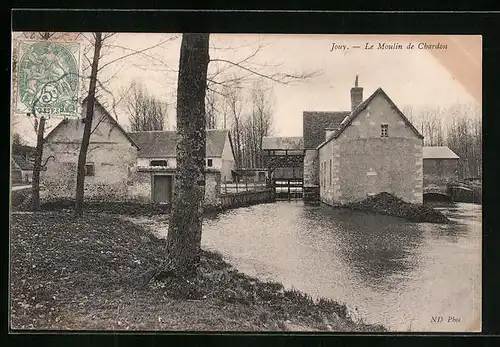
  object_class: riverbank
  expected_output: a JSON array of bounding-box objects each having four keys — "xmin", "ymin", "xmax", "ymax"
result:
[
  {"xmin": 10, "ymin": 193, "xmax": 264, "ymax": 216},
  {"xmin": 342, "ymin": 192, "xmax": 449, "ymax": 223},
  {"xmin": 10, "ymin": 212, "xmax": 384, "ymax": 331}
]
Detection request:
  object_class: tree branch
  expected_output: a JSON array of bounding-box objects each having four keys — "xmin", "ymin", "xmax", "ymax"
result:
[
  {"xmin": 41, "ymin": 155, "xmax": 55, "ymax": 169},
  {"xmin": 209, "ymin": 58, "xmax": 321, "ymax": 85},
  {"xmin": 97, "ymin": 35, "xmax": 179, "ymax": 72}
]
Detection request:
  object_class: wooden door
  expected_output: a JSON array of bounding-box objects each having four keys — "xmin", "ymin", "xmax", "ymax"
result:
[{"xmin": 153, "ymin": 175, "xmax": 172, "ymax": 203}]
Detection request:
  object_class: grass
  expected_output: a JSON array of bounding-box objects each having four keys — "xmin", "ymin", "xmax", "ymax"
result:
[
  {"xmin": 11, "ymin": 196, "xmax": 229, "ymax": 216},
  {"xmin": 10, "ymin": 212, "xmax": 385, "ymax": 332}
]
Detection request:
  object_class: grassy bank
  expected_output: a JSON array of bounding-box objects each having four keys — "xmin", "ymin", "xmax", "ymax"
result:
[
  {"xmin": 10, "ymin": 194, "xmax": 230, "ymax": 216},
  {"xmin": 343, "ymin": 192, "xmax": 449, "ymax": 223},
  {"xmin": 10, "ymin": 212, "xmax": 384, "ymax": 331}
]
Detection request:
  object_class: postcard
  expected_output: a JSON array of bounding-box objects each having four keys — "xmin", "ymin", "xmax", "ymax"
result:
[{"xmin": 10, "ymin": 32, "xmax": 482, "ymax": 332}]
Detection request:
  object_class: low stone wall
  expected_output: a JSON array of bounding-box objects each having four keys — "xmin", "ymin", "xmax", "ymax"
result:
[
  {"xmin": 450, "ymin": 185, "xmax": 482, "ymax": 204},
  {"xmin": 219, "ymin": 189, "xmax": 274, "ymax": 210}
]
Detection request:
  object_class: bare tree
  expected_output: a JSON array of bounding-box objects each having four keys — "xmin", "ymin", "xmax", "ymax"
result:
[
  {"xmin": 249, "ymin": 78, "xmax": 274, "ymax": 168},
  {"xmin": 125, "ymin": 82, "xmax": 167, "ymax": 131},
  {"xmin": 74, "ymin": 32, "xmax": 103, "ymax": 216},
  {"xmin": 74, "ymin": 33, "xmax": 176, "ymax": 215},
  {"xmin": 165, "ymin": 33, "xmax": 210, "ymax": 275},
  {"xmin": 446, "ymin": 103, "xmax": 482, "ymax": 179},
  {"xmin": 205, "ymin": 87, "xmax": 219, "ymax": 129},
  {"xmin": 404, "ymin": 103, "xmax": 482, "ymax": 179},
  {"xmin": 223, "ymin": 76, "xmax": 245, "ymax": 167},
  {"xmin": 161, "ymin": 35, "xmax": 321, "ymax": 273},
  {"xmin": 12, "ymin": 32, "xmax": 179, "ymax": 212},
  {"xmin": 403, "ymin": 105, "xmax": 445, "ymax": 146},
  {"xmin": 205, "ymin": 86, "xmax": 230, "ymax": 130}
]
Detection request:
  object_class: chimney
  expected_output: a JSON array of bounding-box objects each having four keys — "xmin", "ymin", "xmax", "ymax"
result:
[{"xmin": 350, "ymin": 75, "xmax": 363, "ymax": 111}]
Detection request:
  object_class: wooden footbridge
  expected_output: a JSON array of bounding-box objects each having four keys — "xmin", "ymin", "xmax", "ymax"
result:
[
  {"xmin": 424, "ymin": 182, "xmax": 476, "ymax": 203},
  {"xmin": 262, "ymin": 137, "xmax": 304, "ymax": 200}
]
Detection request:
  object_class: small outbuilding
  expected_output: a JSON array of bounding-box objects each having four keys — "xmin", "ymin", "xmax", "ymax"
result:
[
  {"xmin": 11, "ymin": 154, "xmax": 34, "ymax": 184},
  {"xmin": 422, "ymin": 146, "xmax": 460, "ymax": 188}
]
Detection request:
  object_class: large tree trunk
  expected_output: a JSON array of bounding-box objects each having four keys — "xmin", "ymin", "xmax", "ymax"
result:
[
  {"xmin": 31, "ymin": 116, "xmax": 45, "ymax": 211},
  {"xmin": 166, "ymin": 33, "xmax": 210, "ymax": 274},
  {"xmin": 75, "ymin": 32, "xmax": 103, "ymax": 216}
]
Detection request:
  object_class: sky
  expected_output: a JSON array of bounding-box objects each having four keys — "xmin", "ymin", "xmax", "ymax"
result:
[{"xmin": 11, "ymin": 33, "xmax": 481, "ymax": 145}]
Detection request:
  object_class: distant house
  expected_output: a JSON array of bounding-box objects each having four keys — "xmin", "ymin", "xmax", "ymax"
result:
[
  {"xmin": 41, "ymin": 99, "xmax": 139, "ymax": 200},
  {"xmin": 306, "ymin": 77, "xmax": 424, "ymax": 204},
  {"xmin": 423, "ymin": 146, "xmax": 459, "ymax": 188},
  {"xmin": 11, "ymin": 154, "xmax": 34, "ymax": 184},
  {"xmin": 127, "ymin": 129, "xmax": 236, "ymax": 204}
]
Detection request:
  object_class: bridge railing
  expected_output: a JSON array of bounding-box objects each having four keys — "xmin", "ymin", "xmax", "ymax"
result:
[{"xmin": 221, "ymin": 181, "xmax": 268, "ymax": 194}]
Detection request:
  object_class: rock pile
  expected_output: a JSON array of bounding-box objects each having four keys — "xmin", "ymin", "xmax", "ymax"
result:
[{"xmin": 344, "ymin": 192, "xmax": 449, "ymax": 223}]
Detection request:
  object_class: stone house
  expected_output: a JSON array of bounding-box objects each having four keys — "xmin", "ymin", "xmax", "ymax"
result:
[
  {"xmin": 41, "ymin": 100, "xmax": 139, "ymax": 201},
  {"xmin": 422, "ymin": 146, "xmax": 459, "ymax": 189},
  {"xmin": 127, "ymin": 129, "xmax": 236, "ymax": 204},
  {"xmin": 41, "ymin": 100, "xmax": 229, "ymax": 206},
  {"xmin": 307, "ymin": 77, "xmax": 424, "ymax": 204}
]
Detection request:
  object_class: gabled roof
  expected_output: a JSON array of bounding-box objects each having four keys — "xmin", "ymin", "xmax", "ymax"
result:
[
  {"xmin": 303, "ymin": 111, "xmax": 350, "ymax": 149},
  {"xmin": 317, "ymin": 88, "xmax": 424, "ymax": 150},
  {"xmin": 423, "ymin": 146, "xmax": 459, "ymax": 159},
  {"xmin": 12, "ymin": 154, "xmax": 34, "ymax": 171},
  {"xmin": 262, "ymin": 136, "xmax": 304, "ymax": 150},
  {"xmin": 44, "ymin": 98, "xmax": 139, "ymax": 149},
  {"xmin": 128, "ymin": 129, "xmax": 232, "ymax": 158}
]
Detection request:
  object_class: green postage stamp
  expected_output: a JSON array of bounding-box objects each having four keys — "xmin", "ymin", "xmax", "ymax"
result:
[{"xmin": 15, "ymin": 40, "xmax": 81, "ymax": 117}]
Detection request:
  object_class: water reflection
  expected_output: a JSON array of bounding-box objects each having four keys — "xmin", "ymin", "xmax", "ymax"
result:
[
  {"xmin": 299, "ymin": 206, "xmax": 424, "ymax": 291},
  {"xmin": 149, "ymin": 200, "xmax": 480, "ymax": 332}
]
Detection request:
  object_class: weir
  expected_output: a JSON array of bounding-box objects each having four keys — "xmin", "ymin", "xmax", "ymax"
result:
[{"xmin": 219, "ymin": 189, "xmax": 275, "ymax": 210}]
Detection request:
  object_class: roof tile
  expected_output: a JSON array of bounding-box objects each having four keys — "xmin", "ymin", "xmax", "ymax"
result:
[
  {"xmin": 128, "ymin": 129, "xmax": 229, "ymax": 158},
  {"xmin": 423, "ymin": 146, "xmax": 460, "ymax": 159},
  {"xmin": 303, "ymin": 111, "xmax": 350, "ymax": 148}
]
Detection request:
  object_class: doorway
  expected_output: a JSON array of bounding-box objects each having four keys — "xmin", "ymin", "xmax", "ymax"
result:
[{"xmin": 153, "ymin": 175, "xmax": 173, "ymax": 203}]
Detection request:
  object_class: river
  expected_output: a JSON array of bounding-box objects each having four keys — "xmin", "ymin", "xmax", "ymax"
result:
[{"xmin": 138, "ymin": 201, "xmax": 482, "ymax": 332}]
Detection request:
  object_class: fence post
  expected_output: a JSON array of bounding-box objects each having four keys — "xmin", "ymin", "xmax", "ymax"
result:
[
  {"xmin": 225, "ymin": 180, "xmax": 227, "ymax": 194},
  {"xmin": 246, "ymin": 181, "xmax": 248, "ymax": 192},
  {"xmin": 236, "ymin": 180, "xmax": 238, "ymax": 193}
]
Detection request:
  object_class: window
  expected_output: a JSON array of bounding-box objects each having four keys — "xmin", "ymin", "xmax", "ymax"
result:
[
  {"xmin": 207, "ymin": 158, "xmax": 213, "ymax": 167},
  {"xmin": 150, "ymin": 160, "xmax": 168, "ymax": 167},
  {"xmin": 84, "ymin": 163, "xmax": 95, "ymax": 176},
  {"xmin": 381, "ymin": 124, "xmax": 389, "ymax": 137}
]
